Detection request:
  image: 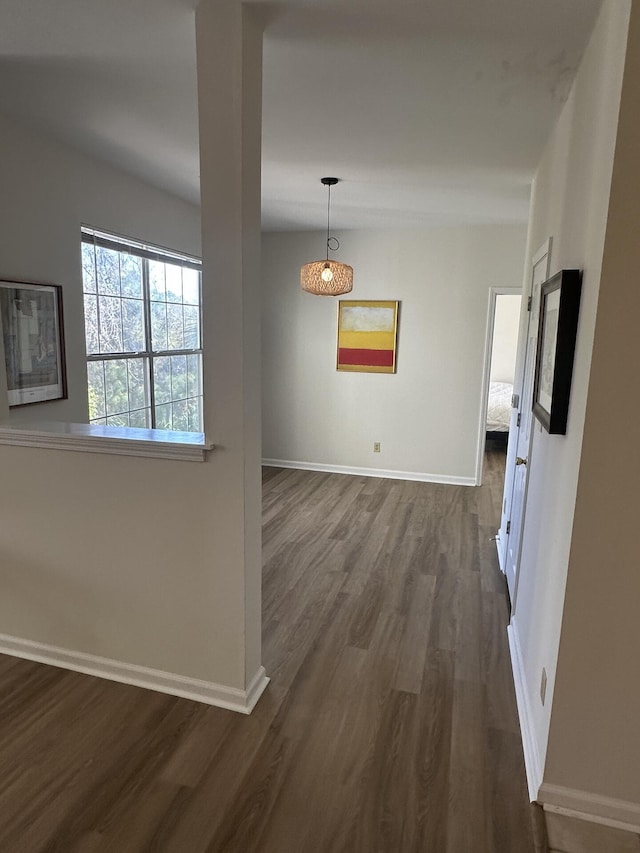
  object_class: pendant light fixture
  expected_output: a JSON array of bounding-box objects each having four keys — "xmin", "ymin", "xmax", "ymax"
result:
[{"xmin": 300, "ymin": 177, "xmax": 353, "ymax": 296}]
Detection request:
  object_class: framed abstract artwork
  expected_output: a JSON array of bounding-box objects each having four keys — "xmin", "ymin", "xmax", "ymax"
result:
[
  {"xmin": 532, "ymin": 269, "xmax": 581, "ymax": 435},
  {"xmin": 0, "ymin": 280, "xmax": 67, "ymax": 407},
  {"xmin": 337, "ymin": 300, "xmax": 399, "ymax": 374}
]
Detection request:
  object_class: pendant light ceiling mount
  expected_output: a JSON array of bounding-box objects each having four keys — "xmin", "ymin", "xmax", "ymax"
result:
[{"xmin": 300, "ymin": 177, "xmax": 354, "ymax": 296}]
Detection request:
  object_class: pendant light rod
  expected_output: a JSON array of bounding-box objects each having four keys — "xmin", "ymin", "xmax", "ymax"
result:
[
  {"xmin": 326, "ymin": 183, "xmax": 331, "ymax": 261},
  {"xmin": 321, "ymin": 177, "xmax": 339, "ymax": 262}
]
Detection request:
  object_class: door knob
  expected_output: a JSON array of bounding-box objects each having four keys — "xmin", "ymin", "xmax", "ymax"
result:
[{"xmin": 516, "ymin": 456, "xmax": 527, "ymax": 466}]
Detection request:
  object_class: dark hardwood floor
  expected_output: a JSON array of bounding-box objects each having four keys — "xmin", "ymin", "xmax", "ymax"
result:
[{"xmin": 0, "ymin": 445, "xmax": 547, "ymax": 852}]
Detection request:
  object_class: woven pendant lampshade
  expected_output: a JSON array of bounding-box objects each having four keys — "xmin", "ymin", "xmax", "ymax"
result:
[
  {"xmin": 300, "ymin": 177, "xmax": 353, "ymax": 296},
  {"xmin": 300, "ymin": 259, "xmax": 354, "ymax": 295}
]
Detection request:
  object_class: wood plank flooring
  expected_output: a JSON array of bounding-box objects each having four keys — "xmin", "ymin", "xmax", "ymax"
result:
[{"xmin": 0, "ymin": 445, "xmax": 547, "ymax": 852}]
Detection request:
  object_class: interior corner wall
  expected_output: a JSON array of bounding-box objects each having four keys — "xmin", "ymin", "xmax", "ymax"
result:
[
  {"xmin": 542, "ymin": 0, "xmax": 640, "ymax": 813},
  {"xmin": 507, "ymin": 0, "xmax": 632, "ymax": 804},
  {"xmin": 0, "ymin": 115, "xmax": 201, "ymax": 426},
  {"xmin": 262, "ymin": 225, "xmax": 527, "ymax": 482},
  {"xmin": 490, "ymin": 295, "xmax": 521, "ymax": 384}
]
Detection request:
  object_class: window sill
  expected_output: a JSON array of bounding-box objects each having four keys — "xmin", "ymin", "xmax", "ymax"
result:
[{"xmin": 0, "ymin": 422, "xmax": 214, "ymax": 462}]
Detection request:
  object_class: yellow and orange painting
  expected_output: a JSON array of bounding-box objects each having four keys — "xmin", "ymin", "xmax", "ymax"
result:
[{"xmin": 336, "ymin": 300, "xmax": 399, "ymax": 373}]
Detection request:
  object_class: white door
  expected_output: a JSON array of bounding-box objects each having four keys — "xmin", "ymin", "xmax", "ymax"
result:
[{"xmin": 499, "ymin": 240, "xmax": 551, "ymax": 607}]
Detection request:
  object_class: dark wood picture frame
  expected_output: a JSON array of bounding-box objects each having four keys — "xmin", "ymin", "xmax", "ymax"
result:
[
  {"xmin": 532, "ymin": 269, "xmax": 582, "ymax": 435},
  {"xmin": 0, "ymin": 279, "xmax": 67, "ymax": 407}
]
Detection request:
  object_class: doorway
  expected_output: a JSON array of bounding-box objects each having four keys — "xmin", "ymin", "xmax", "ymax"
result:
[{"xmin": 476, "ymin": 287, "xmax": 522, "ymax": 487}]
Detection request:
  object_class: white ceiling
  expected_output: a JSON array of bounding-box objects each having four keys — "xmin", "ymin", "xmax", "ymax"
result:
[{"xmin": 0, "ymin": 0, "xmax": 602, "ymax": 232}]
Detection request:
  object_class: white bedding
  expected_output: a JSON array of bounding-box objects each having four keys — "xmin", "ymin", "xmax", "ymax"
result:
[{"xmin": 487, "ymin": 381, "xmax": 513, "ymax": 432}]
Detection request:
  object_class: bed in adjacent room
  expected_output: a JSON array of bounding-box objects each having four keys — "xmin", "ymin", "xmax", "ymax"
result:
[{"xmin": 486, "ymin": 380, "xmax": 513, "ymax": 441}]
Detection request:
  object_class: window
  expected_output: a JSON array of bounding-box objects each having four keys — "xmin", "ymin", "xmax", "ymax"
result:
[{"xmin": 81, "ymin": 228, "xmax": 203, "ymax": 432}]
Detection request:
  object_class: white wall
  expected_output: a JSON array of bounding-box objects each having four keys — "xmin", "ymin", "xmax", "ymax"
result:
[
  {"xmin": 490, "ymin": 294, "xmax": 521, "ymax": 384},
  {"xmin": 262, "ymin": 225, "xmax": 527, "ymax": 483},
  {"xmin": 542, "ymin": 0, "xmax": 640, "ymax": 814},
  {"xmin": 508, "ymin": 0, "xmax": 633, "ymax": 813},
  {"xmin": 0, "ymin": 116, "xmax": 201, "ymax": 426},
  {"xmin": 0, "ymin": 448, "xmax": 240, "ymax": 683}
]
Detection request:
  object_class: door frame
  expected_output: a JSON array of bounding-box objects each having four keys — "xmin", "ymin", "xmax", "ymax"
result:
[{"xmin": 475, "ymin": 286, "xmax": 523, "ymax": 486}]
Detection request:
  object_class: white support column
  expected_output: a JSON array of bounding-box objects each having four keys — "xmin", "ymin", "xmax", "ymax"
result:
[{"xmin": 196, "ymin": 0, "xmax": 265, "ymax": 690}]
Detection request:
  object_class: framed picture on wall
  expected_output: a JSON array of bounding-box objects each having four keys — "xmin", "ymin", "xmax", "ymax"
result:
[
  {"xmin": 532, "ymin": 269, "xmax": 581, "ymax": 434},
  {"xmin": 337, "ymin": 300, "xmax": 399, "ymax": 374},
  {"xmin": 0, "ymin": 280, "xmax": 67, "ymax": 407}
]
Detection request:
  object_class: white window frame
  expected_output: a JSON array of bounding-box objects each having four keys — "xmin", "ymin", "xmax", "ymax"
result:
[{"xmin": 81, "ymin": 227, "xmax": 203, "ymax": 432}]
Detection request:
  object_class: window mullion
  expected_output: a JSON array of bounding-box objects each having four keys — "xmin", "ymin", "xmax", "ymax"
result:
[
  {"xmin": 87, "ymin": 352, "xmax": 146, "ymax": 362},
  {"xmin": 118, "ymin": 253, "xmax": 125, "ymax": 360},
  {"xmin": 150, "ymin": 347, "xmax": 202, "ymax": 358},
  {"xmin": 142, "ymin": 258, "xmax": 156, "ymax": 428},
  {"xmin": 101, "ymin": 360, "xmax": 107, "ymax": 423},
  {"xmin": 93, "ymin": 237, "xmax": 102, "ymax": 356}
]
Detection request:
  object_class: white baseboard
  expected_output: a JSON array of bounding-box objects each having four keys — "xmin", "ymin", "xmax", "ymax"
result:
[
  {"xmin": 540, "ymin": 784, "xmax": 640, "ymax": 834},
  {"xmin": 0, "ymin": 632, "xmax": 269, "ymax": 715},
  {"xmin": 508, "ymin": 626, "xmax": 640, "ymax": 834},
  {"xmin": 244, "ymin": 665, "xmax": 271, "ymax": 714},
  {"xmin": 262, "ymin": 458, "xmax": 476, "ymax": 487},
  {"xmin": 507, "ymin": 622, "xmax": 544, "ymax": 801}
]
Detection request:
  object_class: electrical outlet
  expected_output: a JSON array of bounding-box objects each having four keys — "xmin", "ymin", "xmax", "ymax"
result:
[
  {"xmin": 373, "ymin": 442, "xmax": 381, "ymax": 453},
  {"xmin": 540, "ymin": 668, "xmax": 547, "ymax": 706}
]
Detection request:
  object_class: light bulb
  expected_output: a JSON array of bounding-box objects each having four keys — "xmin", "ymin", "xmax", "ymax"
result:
[{"xmin": 321, "ymin": 265, "xmax": 334, "ymax": 283}]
